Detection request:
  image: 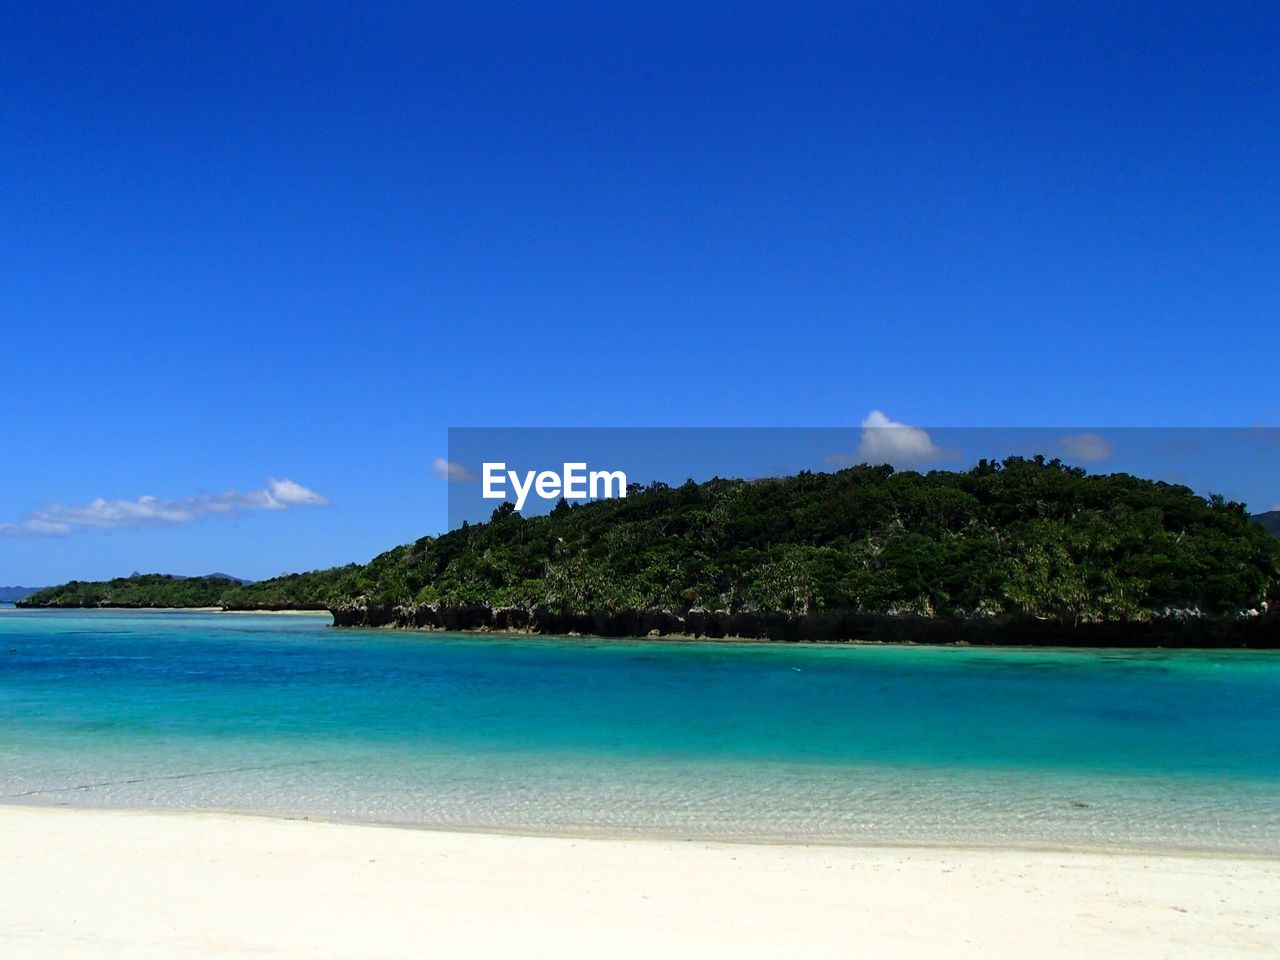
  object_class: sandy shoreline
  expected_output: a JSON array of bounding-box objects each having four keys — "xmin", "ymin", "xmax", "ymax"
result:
[
  {"xmin": 1, "ymin": 806, "xmax": 1275, "ymax": 959},
  {"xmin": 216, "ymin": 608, "xmax": 331, "ymax": 615}
]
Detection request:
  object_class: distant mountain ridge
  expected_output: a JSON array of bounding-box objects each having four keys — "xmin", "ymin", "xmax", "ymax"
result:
[
  {"xmin": 204, "ymin": 573, "xmax": 253, "ymax": 584},
  {"xmin": 126, "ymin": 572, "xmax": 254, "ymax": 585},
  {"xmin": 0, "ymin": 586, "xmax": 45, "ymax": 603},
  {"xmin": 1254, "ymin": 512, "xmax": 1280, "ymax": 537}
]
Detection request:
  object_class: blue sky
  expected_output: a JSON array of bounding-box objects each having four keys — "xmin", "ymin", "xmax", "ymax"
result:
[{"xmin": 2, "ymin": 3, "xmax": 1277, "ymax": 584}]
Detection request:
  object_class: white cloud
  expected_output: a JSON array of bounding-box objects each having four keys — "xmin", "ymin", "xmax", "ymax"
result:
[
  {"xmin": 852, "ymin": 410, "xmax": 945, "ymax": 466},
  {"xmin": 1060, "ymin": 433, "xmax": 1114, "ymax": 463},
  {"xmin": 0, "ymin": 478, "xmax": 329, "ymax": 537},
  {"xmin": 432, "ymin": 458, "xmax": 476, "ymax": 482},
  {"xmin": 256, "ymin": 477, "xmax": 328, "ymax": 507}
]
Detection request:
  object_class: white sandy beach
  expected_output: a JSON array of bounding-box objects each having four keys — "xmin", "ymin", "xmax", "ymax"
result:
[{"xmin": 1, "ymin": 806, "xmax": 1276, "ymax": 959}]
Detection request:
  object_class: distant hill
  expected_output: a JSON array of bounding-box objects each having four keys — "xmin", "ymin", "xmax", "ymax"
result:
[
  {"xmin": 127, "ymin": 571, "xmax": 253, "ymax": 585},
  {"xmin": 0, "ymin": 586, "xmax": 45, "ymax": 603},
  {"xmin": 204, "ymin": 573, "xmax": 254, "ymax": 584},
  {"xmin": 1254, "ymin": 511, "xmax": 1280, "ymax": 537},
  {"xmin": 19, "ymin": 570, "xmax": 336, "ymax": 611},
  {"xmin": 18, "ymin": 574, "xmax": 253, "ymax": 609}
]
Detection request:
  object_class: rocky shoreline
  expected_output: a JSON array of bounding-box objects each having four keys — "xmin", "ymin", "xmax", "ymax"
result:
[
  {"xmin": 327, "ymin": 600, "xmax": 1280, "ymax": 648},
  {"xmin": 15, "ymin": 596, "xmax": 1278, "ymax": 646}
]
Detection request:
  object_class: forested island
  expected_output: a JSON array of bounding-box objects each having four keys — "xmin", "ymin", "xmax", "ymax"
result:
[
  {"xmin": 15, "ymin": 573, "xmax": 270, "ymax": 609},
  {"xmin": 19, "ymin": 458, "xmax": 1280, "ymax": 646}
]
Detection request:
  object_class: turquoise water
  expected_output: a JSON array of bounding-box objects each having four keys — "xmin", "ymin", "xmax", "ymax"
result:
[{"xmin": 1, "ymin": 609, "xmax": 1278, "ymax": 852}]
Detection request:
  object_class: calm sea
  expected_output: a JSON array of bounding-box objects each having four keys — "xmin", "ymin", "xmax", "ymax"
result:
[{"xmin": 1, "ymin": 609, "xmax": 1277, "ymax": 852}]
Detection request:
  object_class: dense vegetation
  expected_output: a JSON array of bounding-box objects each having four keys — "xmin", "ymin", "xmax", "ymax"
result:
[
  {"xmin": 329, "ymin": 457, "xmax": 1277, "ymax": 623},
  {"xmin": 19, "ymin": 574, "xmax": 244, "ymax": 608},
  {"xmin": 21, "ymin": 458, "xmax": 1280, "ymax": 625},
  {"xmin": 219, "ymin": 568, "xmax": 355, "ymax": 610}
]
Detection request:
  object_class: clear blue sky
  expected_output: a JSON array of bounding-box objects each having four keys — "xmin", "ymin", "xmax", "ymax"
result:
[{"xmin": 3, "ymin": 3, "xmax": 1277, "ymax": 584}]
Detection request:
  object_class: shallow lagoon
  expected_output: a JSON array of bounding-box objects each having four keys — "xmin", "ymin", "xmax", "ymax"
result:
[{"xmin": 2, "ymin": 609, "xmax": 1277, "ymax": 851}]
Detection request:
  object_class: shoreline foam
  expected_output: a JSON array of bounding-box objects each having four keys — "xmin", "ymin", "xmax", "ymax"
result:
[{"xmin": 4, "ymin": 796, "xmax": 1279, "ymax": 859}]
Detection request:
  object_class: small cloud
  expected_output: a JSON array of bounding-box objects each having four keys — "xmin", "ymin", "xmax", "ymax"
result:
[
  {"xmin": 256, "ymin": 478, "xmax": 330, "ymax": 509},
  {"xmin": 432, "ymin": 458, "xmax": 476, "ymax": 482},
  {"xmin": 0, "ymin": 478, "xmax": 329, "ymax": 538},
  {"xmin": 851, "ymin": 410, "xmax": 946, "ymax": 466},
  {"xmin": 1060, "ymin": 433, "xmax": 1114, "ymax": 463}
]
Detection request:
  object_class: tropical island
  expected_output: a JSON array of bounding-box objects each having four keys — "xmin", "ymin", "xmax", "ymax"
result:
[
  {"xmin": 19, "ymin": 457, "xmax": 1280, "ymax": 646},
  {"xmin": 15, "ymin": 573, "xmax": 269, "ymax": 610}
]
